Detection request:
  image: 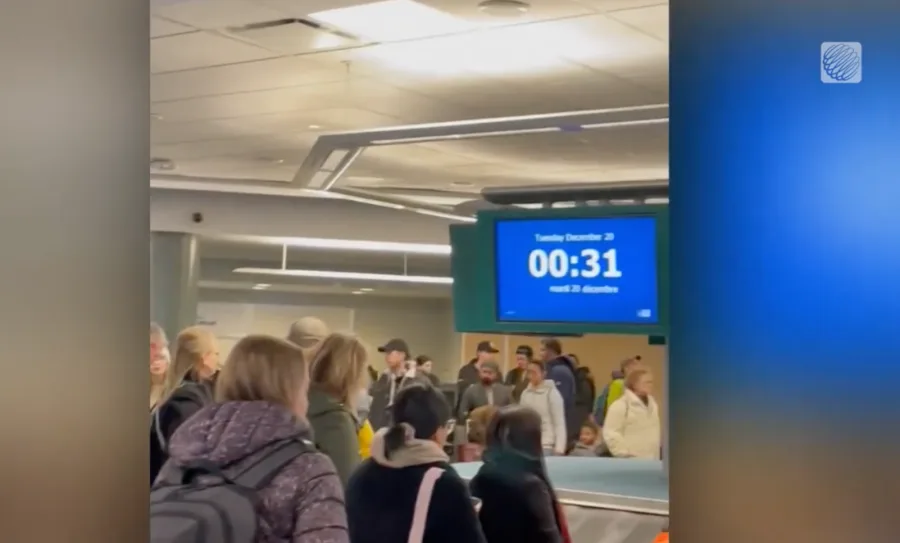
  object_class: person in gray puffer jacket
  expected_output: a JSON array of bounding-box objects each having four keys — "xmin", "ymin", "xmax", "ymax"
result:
[{"xmin": 155, "ymin": 334, "xmax": 349, "ymax": 543}]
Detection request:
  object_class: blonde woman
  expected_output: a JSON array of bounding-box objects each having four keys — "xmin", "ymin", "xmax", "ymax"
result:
[
  {"xmin": 150, "ymin": 326, "xmax": 220, "ymax": 482},
  {"xmin": 149, "ymin": 345, "xmax": 169, "ymax": 410},
  {"xmin": 153, "ymin": 335, "xmax": 349, "ymax": 543},
  {"xmin": 601, "ymin": 369, "xmax": 661, "ymax": 459},
  {"xmin": 307, "ymin": 332, "xmax": 369, "ymax": 486}
]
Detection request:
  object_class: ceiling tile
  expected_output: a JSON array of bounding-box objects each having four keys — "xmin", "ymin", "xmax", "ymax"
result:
[
  {"xmin": 152, "ymin": 118, "xmax": 234, "ymax": 144},
  {"xmin": 151, "ymin": 56, "xmax": 349, "ymax": 102},
  {"xmin": 151, "ymin": 16, "xmax": 194, "ymax": 38},
  {"xmin": 359, "ymin": 144, "xmax": 483, "ymax": 168},
  {"xmin": 152, "ymin": 0, "xmax": 288, "ymax": 29},
  {"xmin": 255, "ymin": 0, "xmax": 376, "ymax": 18},
  {"xmin": 151, "ymin": 135, "xmax": 303, "ymax": 160},
  {"xmin": 151, "ymin": 31, "xmax": 276, "ymax": 73},
  {"xmin": 575, "ymin": 0, "xmax": 667, "ymax": 12},
  {"xmin": 168, "ymin": 158, "xmax": 298, "ymax": 181},
  {"xmin": 151, "ymin": 77, "xmax": 460, "ymax": 123},
  {"xmin": 550, "ymin": 14, "xmax": 666, "ymax": 65},
  {"xmin": 607, "ymin": 4, "xmax": 668, "ymax": 41}
]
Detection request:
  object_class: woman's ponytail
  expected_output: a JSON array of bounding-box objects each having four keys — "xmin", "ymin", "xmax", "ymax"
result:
[{"xmin": 383, "ymin": 423, "xmax": 413, "ymax": 459}]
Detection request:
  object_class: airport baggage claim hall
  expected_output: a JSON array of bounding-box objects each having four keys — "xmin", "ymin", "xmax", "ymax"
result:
[
  {"xmin": 147, "ymin": 3, "xmax": 674, "ymax": 540},
  {"xmin": 7, "ymin": 0, "xmax": 897, "ymax": 541}
]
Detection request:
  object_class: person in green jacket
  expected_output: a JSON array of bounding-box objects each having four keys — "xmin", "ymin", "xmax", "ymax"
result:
[{"xmin": 306, "ymin": 333, "xmax": 369, "ymax": 486}]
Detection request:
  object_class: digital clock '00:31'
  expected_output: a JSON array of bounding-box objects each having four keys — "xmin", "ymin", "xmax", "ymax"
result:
[{"xmin": 527, "ymin": 248, "xmax": 622, "ymax": 279}]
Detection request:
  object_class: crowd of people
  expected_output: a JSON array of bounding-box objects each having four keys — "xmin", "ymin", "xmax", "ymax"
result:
[
  {"xmin": 148, "ymin": 319, "xmax": 663, "ymax": 543},
  {"xmin": 456, "ymin": 340, "xmax": 662, "ymax": 461}
]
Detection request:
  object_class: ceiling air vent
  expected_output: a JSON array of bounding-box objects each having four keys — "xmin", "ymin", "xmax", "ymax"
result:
[{"xmin": 226, "ymin": 18, "xmax": 360, "ymax": 54}]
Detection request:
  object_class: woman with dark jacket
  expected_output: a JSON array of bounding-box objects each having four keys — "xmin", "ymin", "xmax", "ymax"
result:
[
  {"xmin": 150, "ymin": 326, "xmax": 219, "ymax": 483},
  {"xmin": 469, "ymin": 406, "xmax": 571, "ymax": 543},
  {"xmin": 346, "ymin": 384, "xmax": 486, "ymax": 543},
  {"xmin": 154, "ymin": 334, "xmax": 349, "ymax": 543}
]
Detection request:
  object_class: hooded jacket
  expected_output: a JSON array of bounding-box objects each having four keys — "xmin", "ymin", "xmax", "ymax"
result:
[
  {"xmin": 544, "ymin": 356, "xmax": 578, "ymax": 443},
  {"xmin": 518, "ymin": 379, "xmax": 567, "ymax": 453},
  {"xmin": 306, "ymin": 387, "xmax": 361, "ymax": 487},
  {"xmin": 345, "ymin": 426, "xmax": 486, "ymax": 543},
  {"xmin": 470, "ymin": 448, "xmax": 567, "ymax": 543},
  {"xmin": 368, "ymin": 367, "xmax": 431, "ymax": 430},
  {"xmin": 155, "ymin": 401, "xmax": 349, "ymax": 543}
]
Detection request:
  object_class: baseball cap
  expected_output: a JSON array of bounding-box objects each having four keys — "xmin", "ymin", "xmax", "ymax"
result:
[
  {"xmin": 476, "ymin": 341, "xmax": 499, "ymax": 354},
  {"xmin": 515, "ymin": 345, "xmax": 533, "ymax": 358},
  {"xmin": 288, "ymin": 317, "xmax": 329, "ymax": 349},
  {"xmin": 378, "ymin": 338, "xmax": 410, "ymax": 355}
]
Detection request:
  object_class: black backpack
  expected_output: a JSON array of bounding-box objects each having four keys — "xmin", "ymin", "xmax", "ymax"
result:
[{"xmin": 150, "ymin": 438, "xmax": 312, "ymax": 543}]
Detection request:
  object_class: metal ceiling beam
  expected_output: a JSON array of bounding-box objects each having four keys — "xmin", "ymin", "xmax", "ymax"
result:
[{"xmin": 290, "ymin": 103, "xmax": 669, "ymax": 189}]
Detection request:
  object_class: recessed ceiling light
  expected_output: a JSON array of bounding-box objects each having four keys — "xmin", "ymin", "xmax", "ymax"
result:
[
  {"xmin": 252, "ymin": 283, "xmax": 272, "ymax": 290},
  {"xmin": 352, "ymin": 290, "xmax": 365, "ymax": 295},
  {"xmin": 309, "ymin": 124, "xmax": 322, "ymax": 129},
  {"xmin": 477, "ymin": 0, "xmax": 531, "ymax": 16},
  {"xmin": 360, "ymin": 287, "xmax": 374, "ymax": 292}
]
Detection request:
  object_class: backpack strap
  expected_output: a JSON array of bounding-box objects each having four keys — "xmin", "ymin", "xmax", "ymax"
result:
[
  {"xmin": 407, "ymin": 467, "xmax": 444, "ymax": 543},
  {"xmin": 231, "ymin": 439, "xmax": 313, "ymax": 490}
]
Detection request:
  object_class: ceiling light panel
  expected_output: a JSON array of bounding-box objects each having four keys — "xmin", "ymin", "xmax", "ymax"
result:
[{"xmin": 309, "ymin": 0, "xmax": 472, "ymax": 42}]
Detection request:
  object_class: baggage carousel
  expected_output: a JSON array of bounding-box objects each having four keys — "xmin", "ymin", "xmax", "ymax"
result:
[{"xmin": 454, "ymin": 457, "xmax": 668, "ymax": 543}]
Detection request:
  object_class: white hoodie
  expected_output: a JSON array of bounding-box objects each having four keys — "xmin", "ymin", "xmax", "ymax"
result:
[{"xmin": 518, "ymin": 379, "xmax": 567, "ymax": 453}]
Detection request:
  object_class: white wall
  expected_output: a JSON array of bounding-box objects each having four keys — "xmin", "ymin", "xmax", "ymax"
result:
[{"xmin": 198, "ymin": 288, "xmax": 461, "ymax": 381}]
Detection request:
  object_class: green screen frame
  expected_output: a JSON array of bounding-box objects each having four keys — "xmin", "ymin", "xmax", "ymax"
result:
[{"xmin": 472, "ymin": 205, "xmax": 669, "ymax": 335}]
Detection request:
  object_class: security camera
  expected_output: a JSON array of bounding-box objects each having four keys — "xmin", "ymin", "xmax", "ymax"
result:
[{"xmin": 191, "ymin": 212, "xmax": 204, "ymax": 224}]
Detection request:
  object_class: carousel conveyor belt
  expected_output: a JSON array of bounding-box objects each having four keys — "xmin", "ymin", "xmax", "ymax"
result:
[{"xmin": 454, "ymin": 457, "xmax": 669, "ymax": 543}]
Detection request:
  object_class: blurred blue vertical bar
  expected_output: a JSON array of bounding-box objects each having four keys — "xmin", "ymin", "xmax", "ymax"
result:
[
  {"xmin": 670, "ymin": 0, "xmax": 900, "ymax": 540},
  {"xmin": 151, "ymin": 232, "xmax": 200, "ymax": 340}
]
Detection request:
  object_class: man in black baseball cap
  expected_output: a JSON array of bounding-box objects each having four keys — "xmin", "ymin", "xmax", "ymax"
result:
[
  {"xmin": 370, "ymin": 338, "xmax": 428, "ymax": 430},
  {"xmin": 456, "ymin": 340, "xmax": 500, "ymax": 411},
  {"xmin": 504, "ymin": 345, "xmax": 534, "ymax": 401}
]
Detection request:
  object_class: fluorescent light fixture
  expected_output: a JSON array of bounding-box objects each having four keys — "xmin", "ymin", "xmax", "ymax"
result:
[
  {"xmin": 234, "ymin": 267, "xmax": 453, "ymax": 285},
  {"xmin": 309, "ymin": 0, "xmax": 470, "ymax": 42},
  {"xmin": 360, "ymin": 287, "xmax": 374, "ymax": 292},
  {"xmin": 371, "ymin": 127, "xmax": 559, "ymax": 145},
  {"xmin": 279, "ymin": 235, "xmax": 451, "ymax": 255},
  {"xmin": 252, "ymin": 283, "xmax": 272, "ymax": 290},
  {"xmin": 325, "ymin": 190, "xmax": 407, "ymax": 210},
  {"xmin": 352, "ymin": 290, "xmax": 365, "ymax": 295}
]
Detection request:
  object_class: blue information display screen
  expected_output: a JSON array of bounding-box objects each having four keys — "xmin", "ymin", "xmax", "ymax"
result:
[{"xmin": 494, "ymin": 216, "xmax": 659, "ymax": 325}]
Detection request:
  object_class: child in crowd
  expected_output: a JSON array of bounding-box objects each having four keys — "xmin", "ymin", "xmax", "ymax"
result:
[{"xmin": 568, "ymin": 422, "xmax": 601, "ymax": 457}]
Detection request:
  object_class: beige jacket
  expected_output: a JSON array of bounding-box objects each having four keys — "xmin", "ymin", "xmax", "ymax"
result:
[{"xmin": 601, "ymin": 389, "xmax": 661, "ymax": 459}]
